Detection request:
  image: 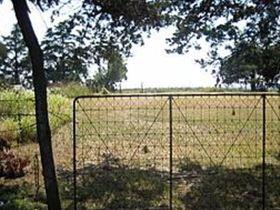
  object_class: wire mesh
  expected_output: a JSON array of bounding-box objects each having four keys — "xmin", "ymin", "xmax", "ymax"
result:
[
  {"xmin": 0, "ymin": 97, "xmax": 73, "ymax": 208},
  {"xmin": 265, "ymin": 95, "xmax": 280, "ymax": 210},
  {"xmin": 0, "ymin": 98, "xmax": 36, "ymax": 144},
  {"xmin": 73, "ymin": 93, "xmax": 280, "ymax": 210},
  {"xmin": 74, "ymin": 95, "xmax": 171, "ymax": 209},
  {"xmin": 171, "ymin": 95, "xmax": 264, "ymax": 209}
]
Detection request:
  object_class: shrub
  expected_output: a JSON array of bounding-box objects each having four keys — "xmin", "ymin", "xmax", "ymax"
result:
[
  {"xmin": 0, "ymin": 90, "xmax": 33, "ymax": 117},
  {"xmin": 0, "ymin": 117, "xmax": 37, "ymax": 143},
  {"xmin": 0, "ymin": 119, "xmax": 19, "ymax": 142},
  {"xmin": 0, "ymin": 90, "xmax": 71, "ymax": 143},
  {"xmin": 0, "ymin": 150, "xmax": 30, "ymax": 178},
  {"xmin": 48, "ymin": 94, "xmax": 71, "ymax": 131}
]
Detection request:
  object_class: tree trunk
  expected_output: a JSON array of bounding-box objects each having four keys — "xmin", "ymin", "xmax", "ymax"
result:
[
  {"xmin": 11, "ymin": 1, "xmax": 62, "ymax": 209},
  {"xmin": 250, "ymin": 69, "xmax": 257, "ymax": 91},
  {"xmin": 250, "ymin": 80, "xmax": 256, "ymax": 91},
  {"xmin": 14, "ymin": 45, "xmax": 20, "ymax": 85}
]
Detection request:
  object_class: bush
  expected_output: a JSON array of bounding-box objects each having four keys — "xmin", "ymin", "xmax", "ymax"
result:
[
  {"xmin": 0, "ymin": 119, "xmax": 19, "ymax": 142},
  {"xmin": 0, "ymin": 90, "xmax": 33, "ymax": 117},
  {"xmin": 0, "ymin": 90, "xmax": 71, "ymax": 143},
  {"xmin": 0, "ymin": 150, "xmax": 29, "ymax": 178},
  {"xmin": 0, "ymin": 183, "xmax": 47, "ymax": 210},
  {"xmin": 48, "ymin": 94, "xmax": 71, "ymax": 132}
]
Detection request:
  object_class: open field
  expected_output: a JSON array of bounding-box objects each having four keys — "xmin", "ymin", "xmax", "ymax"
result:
[
  {"xmin": 0, "ymin": 93, "xmax": 279, "ymax": 209},
  {"xmin": 73, "ymin": 93, "xmax": 280, "ymax": 209}
]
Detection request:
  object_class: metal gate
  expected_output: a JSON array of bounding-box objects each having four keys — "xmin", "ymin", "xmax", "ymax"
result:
[{"xmin": 73, "ymin": 93, "xmax": 280, "ymax": 210}]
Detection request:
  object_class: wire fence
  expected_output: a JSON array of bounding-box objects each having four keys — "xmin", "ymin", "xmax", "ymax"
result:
[
  {"xmin": 0, "ymin": 98, "xmax": 36, "ymax": 144},
  {"xmin": 73, "ymin": 93, "xmax": 280, "ymax": 210},
  {"xmin": 0, "ymin": 97, "xmax": 73, "ymax": 206},
  {"xmin": 1, "ymin": 94, "xmax": 279, "ymax": 209}
]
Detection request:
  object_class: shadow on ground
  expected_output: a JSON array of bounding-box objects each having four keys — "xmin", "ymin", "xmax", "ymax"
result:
[
  {"xmin": 0, "ymin": 182, "xmax": 46, "ymax": 210},
  {"xmin": 174, "ymin": 158, "xmax": 280, "ymax": 210},
  {"xmin": 58, "ymin": 157, "xmax": 280, "ymax": 210},
  {"xmin": 58, "ymin": 155, "xmax": 170, "ymax": 210}
]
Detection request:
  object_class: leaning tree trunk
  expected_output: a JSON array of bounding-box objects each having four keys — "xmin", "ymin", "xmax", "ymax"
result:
[{"xmin": 11, "ymin": 0, "xmax": 62, "ymax": 209}]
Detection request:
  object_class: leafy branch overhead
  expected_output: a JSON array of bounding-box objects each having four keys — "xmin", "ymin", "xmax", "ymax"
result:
[
  {"xmin": 168, "ymin": 0, "xmax": 280, "ymax": 52},
  {"xmin": 41, "ymin": 0, "xmax": 170, "ymax": 84},
  {"xmin": 0, "ymin": 1, "xmax": 167, "ymax": 86},
  {"xmin": 47, "ymin": 0, "xmax": 166, "ymax": 58},
  {"xmin": 218, "ymin": 42, "xmax": 280, "ymax": 89},
  {"xmin": 167, "ymin": 0, "xmax": 280, "ymax": 89}
]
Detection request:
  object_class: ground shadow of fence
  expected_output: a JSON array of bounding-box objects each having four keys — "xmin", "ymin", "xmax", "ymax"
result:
[
  {"xmin": 58, "ymin": 158, "xmax": 280, "ymax": 210},
  {"xmin": 176, "ymin": 160, "xmax": 280, "ymax": 210}
]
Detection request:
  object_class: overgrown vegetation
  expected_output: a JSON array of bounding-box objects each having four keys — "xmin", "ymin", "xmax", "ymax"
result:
[
  {"xmin": 0, "ymin": 89, "xmax": 71, "ymax": 143},
  {"xmin": 0, "ymin": 88, "xmax": 71, "ymax": 209}
]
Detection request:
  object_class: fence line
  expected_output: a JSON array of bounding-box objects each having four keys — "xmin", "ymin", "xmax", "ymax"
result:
[{"xmin": 73, "ymin": 93, "xmax": 280, "ymax": 210}]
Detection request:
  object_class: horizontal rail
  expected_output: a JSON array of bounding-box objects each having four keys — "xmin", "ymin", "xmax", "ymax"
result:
[{"xmin": 74, "ymin": 92, "xmax": 280, "ymax": 101}]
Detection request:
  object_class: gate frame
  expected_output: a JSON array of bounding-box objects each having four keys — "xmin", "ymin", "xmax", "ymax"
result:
[{"xmin": 73, "ymin": 92, "xmax": 279, "ymax": 210}]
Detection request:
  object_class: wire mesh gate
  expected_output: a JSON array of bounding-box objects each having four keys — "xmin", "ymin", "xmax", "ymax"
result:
[{"xmin": 73, "ymin": 93, "xmax": 280, "ymax": 210}]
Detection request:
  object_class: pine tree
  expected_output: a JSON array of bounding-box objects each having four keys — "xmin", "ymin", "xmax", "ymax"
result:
[
  {"xmin": 0, "ymin": 24, "xmax": 31, "ymax": 86},
  {"xmin": 42, "ymin": 21, "xmax": 91, "ymax": 83}
]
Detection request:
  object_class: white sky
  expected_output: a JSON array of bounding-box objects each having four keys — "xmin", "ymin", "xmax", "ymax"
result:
[{"xmin": 0, "ymin": 1, "xmax": 216, "ymax": 89}]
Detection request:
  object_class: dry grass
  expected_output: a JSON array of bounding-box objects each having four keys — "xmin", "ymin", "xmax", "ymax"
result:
[
  {"xmin": 1, "ymin": 94, "xmax": 279, "ymax": 209},
  {"xmin": 74, "ymin": 95, "xmax": 280, "ymax": 169}
]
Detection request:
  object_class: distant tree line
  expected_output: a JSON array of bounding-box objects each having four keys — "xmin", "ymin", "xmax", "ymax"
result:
[{"xmin": 0, "ymin": 23, "xmax": 128, "ymax": 91}]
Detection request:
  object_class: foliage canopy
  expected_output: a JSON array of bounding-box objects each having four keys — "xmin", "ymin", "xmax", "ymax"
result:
[{"xmin": 167, "ymin": 0, "xmax": 280, "ymax": 89}]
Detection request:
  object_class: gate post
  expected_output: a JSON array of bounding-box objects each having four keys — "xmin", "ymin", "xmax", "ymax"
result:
[
  {"xmin": 73, "ymin": 97, "xmax": 78, "ymax": 210},
  {"xmin": 262, "ymin": 94, "xmax": 266, "ymax": 210},
  {"xmin": 169, "ymin": 96, "xmax": 173, "ymax": 210}
]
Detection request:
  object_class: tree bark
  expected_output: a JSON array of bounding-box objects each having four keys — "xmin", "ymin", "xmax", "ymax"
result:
[
  {"xmin": 11, "ymin": 1, "xmax": 62, "ymax": 209},
  {"xmin": 14, "ymin": 43, "xmax": 20, "ymax": 85}
]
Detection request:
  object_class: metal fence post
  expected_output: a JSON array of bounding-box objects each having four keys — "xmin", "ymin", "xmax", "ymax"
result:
[
  {"xmin": 262, "ymin": 94, "xmax": 266, "ymax": 210},
  {"xmin": 73, "ymin": 98, "xmax": 77, "ymax": 210},
  {"xmin": 169, "ymin": 95, "xmax": 173, "ymax": 210}
]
